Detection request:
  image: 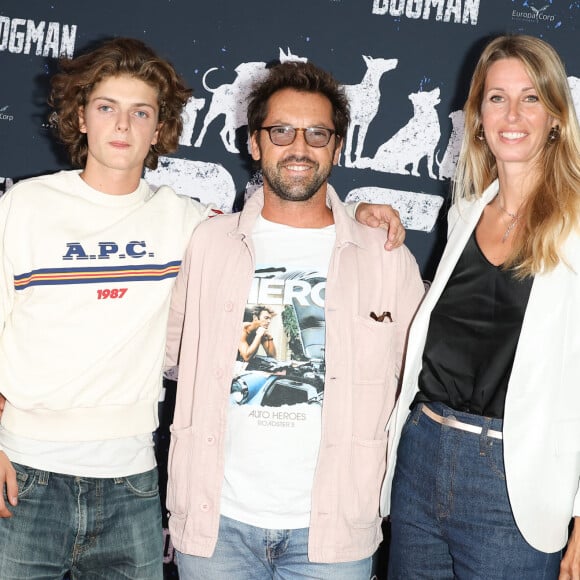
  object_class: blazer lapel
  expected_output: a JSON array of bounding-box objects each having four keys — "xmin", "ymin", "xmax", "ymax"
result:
[{"xmin": 427, "ymin": 182, "xmax": 499, "ymax": 303}]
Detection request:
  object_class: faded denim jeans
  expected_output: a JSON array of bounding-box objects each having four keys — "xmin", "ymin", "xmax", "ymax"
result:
[
  {"xmin": 0, "ymin": 463, "xmax": 162, "ymax": 579},
  {"xmin": 176, "ymin": 514, "xmax": 374, "ymax": 579}
]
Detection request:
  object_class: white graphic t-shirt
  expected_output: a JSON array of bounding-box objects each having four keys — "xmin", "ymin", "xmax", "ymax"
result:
[{"xmin": 220, "ymin": 215, "xmax": 335, "ymax": 529}]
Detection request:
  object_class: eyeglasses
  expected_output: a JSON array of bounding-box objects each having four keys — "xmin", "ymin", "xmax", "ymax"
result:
[{"xmin": 260, "ymin": 125, "xmax": 336, "ymax": 147}]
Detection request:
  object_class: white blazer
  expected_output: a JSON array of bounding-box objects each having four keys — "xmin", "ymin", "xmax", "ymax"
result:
[{"xmin": 381, "ymin": 180, "xmax": 580, "ymax": 553}]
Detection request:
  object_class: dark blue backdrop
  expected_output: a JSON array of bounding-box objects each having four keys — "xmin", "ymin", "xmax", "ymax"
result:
[{"xmin": 1, "ymin": 1, "xmax": 578, "ymax": 576}]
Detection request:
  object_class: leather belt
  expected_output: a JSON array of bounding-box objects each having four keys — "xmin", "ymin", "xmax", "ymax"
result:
[{"xmin": 421, "ymin": 404, "xmax": 503, "ymax": 440}]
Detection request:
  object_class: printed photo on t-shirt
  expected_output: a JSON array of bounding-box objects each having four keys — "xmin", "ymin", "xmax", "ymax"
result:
[{"xmin": 230, "ymin": 266, "xmax": 326, "ymax": 412}]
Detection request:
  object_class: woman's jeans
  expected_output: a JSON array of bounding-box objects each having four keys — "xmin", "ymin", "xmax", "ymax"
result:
[{"xmin": 388, "ymin": 402, "xmax": 561, "ymax": 580}]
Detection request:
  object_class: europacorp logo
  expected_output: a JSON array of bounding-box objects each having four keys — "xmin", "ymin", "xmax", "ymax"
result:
[
  {"xmin": 512, "ymin": 2, "xmax": 556, "ymax": 24},
  {"xmin": 0, "ymin": 105, "xmax": 14, "ymax": 122}
]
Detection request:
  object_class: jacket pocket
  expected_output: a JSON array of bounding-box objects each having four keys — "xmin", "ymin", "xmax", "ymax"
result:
[
  {"xmin": 349, "ymin": 436, "xmax": 388, "ymax": 528},
  {"xmin": 166, "ymin": 425, "xmax": 194, "ymax": 516},
  {"xmin": 353, "ymin": 315, "xmax": 397, "ymax": 385}
]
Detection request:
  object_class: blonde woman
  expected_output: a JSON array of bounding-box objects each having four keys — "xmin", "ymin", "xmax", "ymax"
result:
[{"xmin": 383, "ymin": 35, "xmax": 580, "ymax": 579}]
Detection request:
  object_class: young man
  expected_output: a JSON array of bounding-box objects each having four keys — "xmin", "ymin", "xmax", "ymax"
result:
[
  {"xmin": 0, "ymin": 40, "xmax": 404, "ymax": 577},
  {"xmin": 0, "ymin": 37, "xmax": 219, "ymax": 578},
  {"xmin": 165, "ymin": 61, "xmax": 425, "ymax": 579}
]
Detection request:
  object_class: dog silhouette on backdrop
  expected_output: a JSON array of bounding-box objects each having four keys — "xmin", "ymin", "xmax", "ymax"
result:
[
  {"xmin": 193, "ymin": 61, "xmax": 267, "ymax": 153},
  {"xmin": 568, "ymin": 76, "xmax": 580, "ymax": 119},
  {"xmin": 436, "ymin": 109, "xmax": 464, "ymax": 180},
  {"xmin": 278, "ymin": 47, "xmax": 308, "ymax": 63},
  {"xmin": 355, "ymin": 87, "xmax": 441, "ymax": 179},
  {"xmin": 179, "ymin": 97, "xmax": 206, "ymax": 147},
  {"xmin": 145, "ymin": 157, "xmax": 237, "ymax": 212},
  {"xmin": 193, "ymin": 48, "xmax": 306, "ymax": 154},
  {"xmin": 342, "ymin": 55, "xmax": 398, "ymax": 167},
  {"xmin": 345, "ymin": 186, "xmax": 444, "ymax": 233}
]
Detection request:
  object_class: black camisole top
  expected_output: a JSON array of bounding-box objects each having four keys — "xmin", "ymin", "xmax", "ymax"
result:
[{"xmin": 414, "ymin": 230, "xmax": 533, "ymax": 418}]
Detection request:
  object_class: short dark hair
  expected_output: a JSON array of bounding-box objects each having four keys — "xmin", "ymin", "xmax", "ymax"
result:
[
  {"xmin": 251, "ymin": 305, "xmax": 275, "ymax": 319},
  {"xmin": 247, "ymin": 61, "xmax": 350, "ymax": 141},
  {"xmin": 49, "ymin": 37, "xmax": 192, "ymax": 170}
]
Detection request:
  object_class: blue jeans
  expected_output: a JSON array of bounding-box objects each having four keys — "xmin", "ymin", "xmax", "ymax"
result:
[
  {"xmin": 0, "ymin": 463, "xmax": 162, "ymax": 579},
  {"xmin": 388, "ymin": 402, "xmax": 561, "ymax": 580},
  {"xmin": 176, "ymin": 514, "xmax": 374, "ymax": 579}
]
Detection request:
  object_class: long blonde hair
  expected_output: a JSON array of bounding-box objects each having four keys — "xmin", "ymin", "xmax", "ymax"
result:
[{"xmin": 453, "ymin": 34, "xmax": 580, "ymax": 276}]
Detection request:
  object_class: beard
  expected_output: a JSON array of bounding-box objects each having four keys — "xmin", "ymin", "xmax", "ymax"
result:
[{"xmin": 260, "ymin": 154, "xmax": 333, "ymax": 202}]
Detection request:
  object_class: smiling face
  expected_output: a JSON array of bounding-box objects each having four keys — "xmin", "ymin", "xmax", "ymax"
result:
[
  {"xmin": 480, "ymin": 58, "xmax": 556, "ymax": 177},
  {"xmin": 78, "ymin": 74, "xmax": 161, "ymax": 193},
  {"xmin": 250, "ymin": 88, "xmax": 341, "ymax": 205}
]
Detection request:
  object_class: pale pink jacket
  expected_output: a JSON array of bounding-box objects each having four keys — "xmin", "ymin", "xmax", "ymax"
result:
[{"xmin": 165, "ymin": 186, "xmax": 424, "ymax": 563}]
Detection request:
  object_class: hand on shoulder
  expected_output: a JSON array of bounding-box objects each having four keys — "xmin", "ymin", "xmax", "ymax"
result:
[{"xmin": 355, "ymin": 202, "xmax": 405, "ymax": 250}]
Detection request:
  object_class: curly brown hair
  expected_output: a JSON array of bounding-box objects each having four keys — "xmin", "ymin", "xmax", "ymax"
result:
[{"xmin": 49, "ymin": 37, "xmax": 192, "ymax": 170}]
